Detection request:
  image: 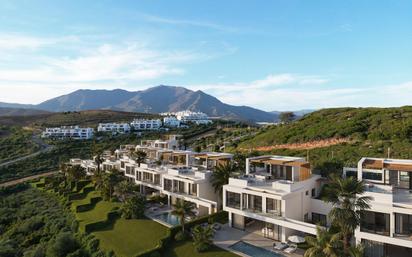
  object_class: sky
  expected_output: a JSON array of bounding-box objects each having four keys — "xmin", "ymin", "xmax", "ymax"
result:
[{"xmin": 0, "ymin": 0, "xmax": 411, "ymax": 111}]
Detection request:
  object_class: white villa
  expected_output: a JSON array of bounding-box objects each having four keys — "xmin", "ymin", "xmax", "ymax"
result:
[
  {"xmin": 223, "ymin": 155, "xmax": 331, "ymax": 243},
  {"xmin": 163, "ymin": 116, "xmax": 181, "ymax": 127},
  {"xmin": 97, "ymin": 123, "xmax": 131, "ymax": 133},
  {"xmin": 344, "ymin": 157, "xmax": 412, "ymax": 256},
  {"xmin": 42, "ymin": 126, "xmax": 94, "ymax": 140}
]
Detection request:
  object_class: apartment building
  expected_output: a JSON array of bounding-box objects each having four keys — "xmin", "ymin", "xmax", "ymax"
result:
[
  {"xmin": 163, "ymin": 116, "xmax": 181, "ymax": 127},
  {"xmin": 344, "ymin": 157, "xmax": 412, "ymax": 257},
  {"xmin": 42, "ymin": 126, "xmax": 94, "ymax": 140},
  {"xmin": 130, "ymin": 119, "xmax": 161, "ymax": 130},
  {"xmin": 223, "ymin": 155, "xmax": 331, "ymax": 243},
  {"xmin": 97, "ymin": 123, "xmax": 131, "ymax": 133},
  {"xmin": 175, "ymin": 110, "xmax": 212, "ymax": 125}
]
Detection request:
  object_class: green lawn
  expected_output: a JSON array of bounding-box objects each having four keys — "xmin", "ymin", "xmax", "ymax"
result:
[
  {"xmin": 163, "ymin": 240, "xmax": 239, "ymax": 257},
  {"xmin": 94, "ymin": 218, "xmax": 169, "ymax": 257}
]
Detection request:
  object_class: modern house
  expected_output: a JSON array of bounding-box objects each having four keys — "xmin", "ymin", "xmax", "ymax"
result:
[
  {"xmin": 97, "ymin": 123, "xmax": 131, "ymax": 133},
  {"xmin": 175, "ymin": 110, "xmax": 212, "ymax": 125},
  {"xmin": 222, "ymin": 155, "xmax": 331, "ymax": 243},
  {"xmin": 42, "ymin": 126, "xmax": 94, "ymax": 140},
  {"xmin": 130, "ymin": 119, "xmax": 162, "ymax": 130},
  {"xmin": 344, "ymin": 157, "xmax": 412, "ymax": 257}
]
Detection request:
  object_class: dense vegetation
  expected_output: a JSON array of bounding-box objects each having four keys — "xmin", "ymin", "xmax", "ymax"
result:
[
  {"xmin": 0, "ymin": 185, "xmax": 101, "ymax": 257},
  {"xmin": 235, "ymin": 107, "xmax": 412, "ymax": 173},
  {"xmin": 239, "ymin": 107, "xmax": 412, "ymax": 146},
  {"xmin": 0, "ymin": 126, "xmax": 39, "ymax": 163}
]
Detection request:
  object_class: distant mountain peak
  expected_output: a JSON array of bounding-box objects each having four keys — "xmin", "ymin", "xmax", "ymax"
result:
[{"xmin": 1, "ymin": 85, "xmax": 279, "ymax": 122}]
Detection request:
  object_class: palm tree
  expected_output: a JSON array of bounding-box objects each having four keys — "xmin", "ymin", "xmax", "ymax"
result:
[
  {"xmin": 322, "ymin": 175, "xmax": 371, "ymax": 252},
  {"xmin": 171, "ymin": 199, "xmax": 196, "ymax": 233},
  {"xmin": 348, "ymin": 244, "xmax": 364, "ymax": 257},
  {"xmin": 192, "ymin": 225, "xmax": 215, "ymax": 252},
  {"xmin": 132, "ymin": 150, "xmax": 147, "ymax": 167},
  {"xmin": 304, "ymin": 226, "xmax": 343, "ymax": 257},
  {"xmin": 115, "ymin": 180, "xmax": 136, "ymax": 202},
  {"xmin": 94, "ymin": 154, "xmax": 104, "ymax": 174},
  {"xmin": 211, "ymin": 162, "xmax": 237, "ymax": 202}
]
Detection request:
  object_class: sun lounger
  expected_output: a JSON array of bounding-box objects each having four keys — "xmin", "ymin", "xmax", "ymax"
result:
[
  {"xmin": 274, "ymin": 242, "xmax": 288, "ymax": 250},
  {"xmin": 284, "ymin": 244, "xmax": 297, "ymax": 254}
]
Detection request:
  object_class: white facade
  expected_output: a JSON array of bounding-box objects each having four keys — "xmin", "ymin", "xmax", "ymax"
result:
[
  {"xmin": 161, "ymin": 110, "xmax": 212, "ymax": 125},
  {"xmin": 97, "ymin": 123, "xmax": 131, "ymax": 133},
  {"xmin": 343, "ymin": 157, "xmax": 412, "ymax": 256},
  {"xmin": 163, "ymin": 116, "xmax": 181, "ymax": 127},
  {"xmin": 223, "ymin": 155, "xmax": 331, "ymax": 243},
  {"xmin": 130, "ymin": 119, "xmax": 161, "ymax": 130},
  {"xmin": 42, "ymin": 126, "xmax": 94, "ymax": 140}
]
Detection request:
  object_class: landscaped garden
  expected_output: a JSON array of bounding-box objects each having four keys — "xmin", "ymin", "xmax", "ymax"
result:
[{"xmin": 31, "ymin": 167, "xmax": 239, "ymax": 257}]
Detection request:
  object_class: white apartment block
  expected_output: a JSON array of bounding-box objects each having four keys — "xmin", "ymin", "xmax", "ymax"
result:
[
  {"xmin": 97, "ymin": 123, "xmax": 131, "ymax": 133},
  {"xmin": 223, "ymin": 155, "xmax": 332, "ymax": 243},
  {"xmin": 343, "ymin": 157, "xmax": 412, "ymax": 257},
  {"xmin": 176, "ymin": 110, "xmax": 212, "ymax": 125},
  {"xmin": 130, "ymin": 119, "xmax": 162, "ymax": 130},
  {"xmin": 42, "ymin": 126, "xmax": 94, "ymax": 140},
  {"xmin": 139, "ymin": 134, "xmax": 182, "ymax": 151},
  {"xmin": 163, "ymin": 116, "xmax": 181, "ymax": 127}
]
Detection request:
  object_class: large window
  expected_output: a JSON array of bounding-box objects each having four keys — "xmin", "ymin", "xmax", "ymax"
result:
[
  {"xmin": 226, "ymin": 191, "xmax": 241, "ymax": 209},
  {"xmin": 362, "ymin": 171, "xmax": 382, "ymax": 181},
  {"xmin": 266, "ymin": 198, "xmax": 282, "ymax": 216},
  {"xmin": 164, "ymin": 179, "xmax": 172, "ymax": 191},
  {"xmin": 361, "ymin": 211, "xmax": 390, "ymax": 236},
  {"xmin": 395, "ymin": 213, "xmax": 412, "ymax": 236},
  {"xmin": 312, "ymin": 212, "xmax": 327, "ymax": 226}
]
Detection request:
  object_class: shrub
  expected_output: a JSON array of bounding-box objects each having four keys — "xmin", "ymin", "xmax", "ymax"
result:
[
  {"xmin": 174, "ymin": 231, "xmax": 187, "ymax": 242},
  {"xmin": 46, "ymin": 232, "xmax": 80, "ymax": 257}
]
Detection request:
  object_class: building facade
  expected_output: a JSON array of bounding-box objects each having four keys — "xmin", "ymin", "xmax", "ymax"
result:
[
  {"xmin": 97, "ymin": 123, "xmax": 131, "ymax": 133},
  {"xmin": 130, "ymin": 119, "xmax": 162, "ymax": 130},
  {"xmin": 344, "ymin": 157, "xmax": 412, "ymax": 257},
  {"xmin": 42, "ymin": 126, "xmax": 94, "ymax": 140}
]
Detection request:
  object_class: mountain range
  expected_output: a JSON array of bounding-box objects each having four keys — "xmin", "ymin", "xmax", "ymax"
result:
[{"xmin": 0, "ymin": 85, "xmax": 279, "ymax": 122}]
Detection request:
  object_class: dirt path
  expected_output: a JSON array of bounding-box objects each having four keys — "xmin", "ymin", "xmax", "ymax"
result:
[
  {"xmin": 241, "ymin": 138, "xmax": 351, "ymax": 151},
  {"xmin": 0, "ymin": 134, "xmax": 54, "ymax": 168},
  {"xmin": 0, "ymin": 171, "xmax": 57, "ymax": 187}
]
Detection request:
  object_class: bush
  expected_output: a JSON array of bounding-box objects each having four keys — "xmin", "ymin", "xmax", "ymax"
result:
[
  {"xmin": 46, "ymin": 232, "xmax": 80, "ymax": 257},
  {"xmin": 149, "ymin": 251, "xmax": 161, "ymax": 257},
  {"xmin": 174, "ymin": 231, "xmax": 187, "ymax": 242}
]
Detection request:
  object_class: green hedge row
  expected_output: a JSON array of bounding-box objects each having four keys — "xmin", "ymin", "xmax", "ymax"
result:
[
  {"xmin": 68, "ymin": 186, "xmax": 95, "ymax": 201},
  {"xmin": 75, "ymin": 196, "xmax": 102, "ymax": 212},
  {"xmin": 134, "ymin": 211, "xmax": 228, "ymax": 257},
  {"xmin": 83, "ymin": 210, "xmax": 121, "ymax": 234}
]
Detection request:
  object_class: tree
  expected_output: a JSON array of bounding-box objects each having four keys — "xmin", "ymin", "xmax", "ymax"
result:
[
  {"xmin": 279, "ymin": 111, "xmax": 296, "ymax": 123},
  {"xmin": 94, "ymin": 154, "xmax": 105, "ymax": 174},
  {"xmin": 171, "ymin": 199, "xmax": 196, "ymax": 233},
  {"xmin": 102, "ymin": 170, "xmax": 123, "ymax": 201},
  {"xmin": 46, "ymin": 232, "xmax": 80, "ymax": 257},
  {"xmin": 211, "ymin": 162, "xmax": 237, "ymax": 200},
  {"xmin": 64, "ymin": 165, "xmax": 86, "ymax": 188},
  {"xmin": 121, "ymin": 194, "xmax": 146, "ymax": 219},
  {"xmin": 304, "ymin": 226, "xmax": 343, "ymax": 257},
  {"xmin": 132, "ymin": 150, "xmax": 147, "ymax": 167},
  {"xmin": 192, "ymin": 225, "xmax": 214, "ymax": 252},
  {"xmin": 322, "ymin": 175, "xmax": 371, "ymax": 253},
  {"xmin": 115, "ymin": 180, "xmax": 137, "ymax": 202},
  {"xmin": 348, "ymin": 244, "xmax": 364, "ymax": 257}
]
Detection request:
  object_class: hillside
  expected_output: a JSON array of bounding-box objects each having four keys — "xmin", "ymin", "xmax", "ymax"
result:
[
  {"xmin": 0, "ymin": 107, "xmax": 51, "ymax": 116},
  {"xmin": 239, "ymin": 107, "xmax": 412, "ymax": 148},
  {"xmin": 235, "ymin": 107, "xmax": 412, "ymax": 173},
  {"xmin": 2, "ymin": 85, "xmax": 278, "ymax": 122},
  {"xmin": 0, "ymin": 110, "xmax": 155, "ymax": 127}
]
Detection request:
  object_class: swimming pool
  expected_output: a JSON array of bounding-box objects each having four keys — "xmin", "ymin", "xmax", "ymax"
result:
[
  {"xmin": 229, "ymin": 241, "xmax": 284, "ymax": 257},
  {"xmin": 153, "ymin": 212, "xmax": 181, "ymax": 226}
]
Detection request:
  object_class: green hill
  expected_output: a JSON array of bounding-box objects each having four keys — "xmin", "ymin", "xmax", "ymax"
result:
[{"xmin": 235, "ymin": 107, "xmax": 412, "ymax": 174}]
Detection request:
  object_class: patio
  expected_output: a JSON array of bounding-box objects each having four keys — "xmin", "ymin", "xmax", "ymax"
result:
[{"xmin": 213, "ymin": 224, "xmax": 304, "ymax": 257}]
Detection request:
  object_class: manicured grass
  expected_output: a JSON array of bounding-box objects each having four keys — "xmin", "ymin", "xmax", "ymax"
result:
[
  {"xmin": 163, "ymin": 240, "xmax": 239, "ymax": 257},
  {"xmin": 94, "ymin": 218, "xmax": 169, "ymax": 257},
  {"xmin": 75, "ymin": 200, "xmax": 120, "ymax": 226}
]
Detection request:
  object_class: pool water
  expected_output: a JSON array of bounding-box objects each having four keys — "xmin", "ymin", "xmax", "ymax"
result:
[
  {"xmin": 230, "ymin": 241, "xmax": 284, "ymax": 257},
  {"xmin": 154, "ymin": 212, "xmax": 181, "ymax": 226}
]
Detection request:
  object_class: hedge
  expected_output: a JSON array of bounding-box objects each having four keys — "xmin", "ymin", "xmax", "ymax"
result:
[
  {"xmin": 83, "ymin": 210, "xmax": 121, "ymax": 233},
  {"xmin": 75, "ymin": 196, "xmax": 102, "ymax": 212}
]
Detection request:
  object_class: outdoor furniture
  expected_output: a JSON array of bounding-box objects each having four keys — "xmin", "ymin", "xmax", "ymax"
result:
[
  {"xmin": 284, "ymin": 244, "xmax": 297, "ymax": 254},
  {"xmin": 273, "ymin": 242, "xmax": 288, "ymax": 250}
]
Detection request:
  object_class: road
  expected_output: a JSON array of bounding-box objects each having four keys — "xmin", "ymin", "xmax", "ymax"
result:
[
  {"xmin": 0, "ymin": 134, "xmax": 54, "ymax": 169},
  {"xmin": 0, "ymin": 171, "xmax": 57, "ymax": 187}
]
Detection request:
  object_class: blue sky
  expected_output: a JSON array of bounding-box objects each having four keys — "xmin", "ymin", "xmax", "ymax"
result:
[{"xmin": 0, "ymin": 0, "xmax": 411, "ymax": 111}]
